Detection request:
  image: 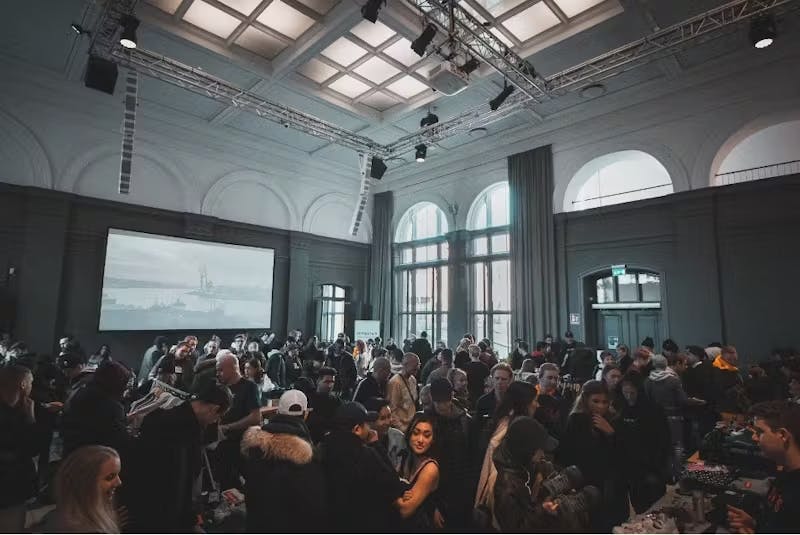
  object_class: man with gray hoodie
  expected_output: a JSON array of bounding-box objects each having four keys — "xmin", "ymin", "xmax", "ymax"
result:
[{"xmin": 645, "ymin": 354, "xmax": 704, "ymax": 481}]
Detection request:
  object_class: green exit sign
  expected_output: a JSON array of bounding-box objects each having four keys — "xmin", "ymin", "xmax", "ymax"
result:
[{"xmin": 611, "ymin": 264, "xmax": 626, "ymax": 277}]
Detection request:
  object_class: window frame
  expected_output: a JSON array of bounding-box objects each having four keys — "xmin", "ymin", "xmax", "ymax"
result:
[
  {"xmin": 393, "ymin": 202, "xmax": 450, "ymax": 345},
  {"xmin": 318, "ymin": 283, "xmax": 347, "ymax": 343},
  {"xmin": 467, "ymin": 182, "xmax": 512, "ymax": 354}
]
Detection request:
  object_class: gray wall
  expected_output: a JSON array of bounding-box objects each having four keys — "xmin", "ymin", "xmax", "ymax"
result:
[
  {"xmin": 0, "ymin": 183, "xmax": 369, "ymax": 369},
  {"xmin": 556, "ymin": 174, "xmax": 800, "ymax": 365}
]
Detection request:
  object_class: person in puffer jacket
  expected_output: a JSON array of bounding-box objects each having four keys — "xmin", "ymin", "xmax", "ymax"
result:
[{"xmin": 241, "ymin": 390, "xmax": 328, "ymax": 533}]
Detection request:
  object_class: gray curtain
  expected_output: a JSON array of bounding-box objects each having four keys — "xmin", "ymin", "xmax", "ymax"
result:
[
  {"xmin": 509, "ymin": 145, "xmax": 557, "ymax": 343},
  {"xmin": 369, "ymin": 191, "xmax": 394, "ymax": 338}
]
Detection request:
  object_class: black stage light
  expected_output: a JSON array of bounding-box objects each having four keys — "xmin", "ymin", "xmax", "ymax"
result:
[
  {"xmin": 489, "ymin": 81, "xmax": 515, "ymax": 111},
  {"xmin": 415, "ymin": 144, "xmax": 427, "ymax": 163},
  {"xmin": 750, "ymin": 15, "xmax": 776, "ymax": 49},
  {"xmin": 460, "ymin": 57, "xmax": 480, "ymax": 75},
  {"xmin": 361, "ymin": 0, "xmax": 384, "ymax": 23},
  {"xmin": 370, "ymin": 156, "xmax": 387, "ymax": 179},
  {"xmin": 411, "ymin": 24, "xmax": 437, "ymax": 57},
  {"xmin": 420, "ymin": 112, "xmax": 439, "ymax": 128},
  {"xmin": 119, "ymin": 15, "xmax": 140, "ymax": 49},
  {"xmin": 84, "ymin": 55, "xmax": 118, "ymax": 95}
]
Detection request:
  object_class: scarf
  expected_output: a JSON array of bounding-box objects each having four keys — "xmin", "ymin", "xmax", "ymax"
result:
[{"xmin": 713, "ymin": 354, "xmax": 738, "ymax": 372}]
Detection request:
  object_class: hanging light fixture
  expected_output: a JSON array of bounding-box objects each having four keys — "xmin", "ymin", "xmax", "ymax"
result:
[
  {"xmin": 119, "ymin": 15, "xmax": 140, "ymax": 49},
  {"xmin": 750, "ymin": 15, "xmax": 776, "ymax": 49},
  {"xmin": 415, "ymin": 144, "xmax": 427, "ymax": 162}
]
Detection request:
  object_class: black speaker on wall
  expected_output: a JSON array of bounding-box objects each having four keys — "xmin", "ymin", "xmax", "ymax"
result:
[{"xmin": 84, "ymin": 55, "xmax": 118, "ymax": 95}]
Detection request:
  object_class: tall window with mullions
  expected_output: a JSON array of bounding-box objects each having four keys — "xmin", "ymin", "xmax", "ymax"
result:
[
  {"xmin": 317, "ymin": 284, "xmax": 346, "ymax": 343},
  {"xmin": 467, "ymin": 182, "xmax": 511, "ymax": 355},
  {"xmin": 394, "ymin": 202, "xmax": 449, "ymax": 345}
]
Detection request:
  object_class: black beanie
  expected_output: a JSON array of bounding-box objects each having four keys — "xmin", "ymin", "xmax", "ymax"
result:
[{"xmin": 504, "ymin": 417, "xmax": 558, "ymax": 466}]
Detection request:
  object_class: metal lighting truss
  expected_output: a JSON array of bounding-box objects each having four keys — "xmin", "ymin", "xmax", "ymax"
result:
[
  {"xmin": 89, "ymin": 0, "xmax": 797, "ymax": 158},
  {"xmin": 546, "ymin": 0, "xmax": 798, "ymax": 93},
  {"xmin": 90, "ymin": 0, "xmax": 384, "ymax": 155},
  {"xmin": 402, "ymin": 0, "xmax": 550, "ymax": 102},
  {"xmin": 383, "ymin": 0, "xmax": 798, "ymax": 155}
]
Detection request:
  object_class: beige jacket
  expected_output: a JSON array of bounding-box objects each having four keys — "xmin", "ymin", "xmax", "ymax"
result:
[{"xmin": 386, "ymin": 373, "xmax": 418, "ymax": 433}]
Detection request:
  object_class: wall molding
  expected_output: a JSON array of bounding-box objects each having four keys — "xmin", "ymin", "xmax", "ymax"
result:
[
  {"xmin": 59, "ymin": 141, "xmax": 194, "ymax": 212},
  {"xmin": 202, "ymin": 170, "xmax": 299, "ymax": 229},
  {"xmin": 303, "ymin": 192, "xmax": 373, "ymax": 242},
  {"xmin": 0, "ymin": 107, "xmax": 53, "ymax": 189}
]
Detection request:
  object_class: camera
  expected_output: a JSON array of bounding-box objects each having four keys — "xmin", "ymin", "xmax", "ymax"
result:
[
  {"xmin": 538, "ymin": 465, "xmax": 602, "ymax": 521},
  {"xmin": 707, "ymin": 489, "xmax": 765, "ymax": 527}
]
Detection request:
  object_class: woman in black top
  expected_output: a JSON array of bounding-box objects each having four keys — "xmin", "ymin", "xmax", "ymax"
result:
[
  {"xmin": 397, "ymin": 413, "xmax": 441, "ymax": 532},
  {"xmin": 557, "ymin": 380, "xmax": 628, "ymax": 532}
]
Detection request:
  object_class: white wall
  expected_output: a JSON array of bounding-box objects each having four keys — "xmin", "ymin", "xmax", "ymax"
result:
[{"xmin": 0, "ymin": 56, "xmax": 372, "ymax": 243}]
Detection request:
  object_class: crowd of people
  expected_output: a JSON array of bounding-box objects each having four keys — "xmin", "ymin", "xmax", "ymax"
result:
[{"xmin": 1, "ymin": 329, "xmax": 799, "ymax": 533}]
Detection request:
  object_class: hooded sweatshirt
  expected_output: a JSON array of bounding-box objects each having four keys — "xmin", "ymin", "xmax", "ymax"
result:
[{"xmin": 645, "ymin": 367, "xmax": 688, "ymax": 416}]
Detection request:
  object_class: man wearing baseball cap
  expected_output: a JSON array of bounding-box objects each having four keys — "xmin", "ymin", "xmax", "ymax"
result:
[
  {"xmin": 321, "ymin": 401, "xmax": 406, "ymax": 532},
  {"xmin": 242, "ymin": 389, "xmax": 328, "ymax": 533}
]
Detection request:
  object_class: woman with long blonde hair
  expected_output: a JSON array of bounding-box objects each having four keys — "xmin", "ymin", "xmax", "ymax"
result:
[{"xmin": 43, "ymin": 445, "xmax": 123, "ymax": 533}]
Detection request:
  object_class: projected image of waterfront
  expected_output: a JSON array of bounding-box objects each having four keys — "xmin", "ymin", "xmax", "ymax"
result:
[{"xmin": 99, "ymin": 230, "xmax": 275, "ymax": 331}]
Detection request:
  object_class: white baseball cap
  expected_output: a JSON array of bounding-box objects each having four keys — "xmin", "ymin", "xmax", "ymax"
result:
[{"xmin": 278, "ymin": 389, "xmax": 308, "ymax": 416}]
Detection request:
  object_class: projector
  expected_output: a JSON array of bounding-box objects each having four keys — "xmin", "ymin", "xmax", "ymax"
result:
[{"xmin": 428, "ymin": 62, "xmax": 469, "ymax": 96}]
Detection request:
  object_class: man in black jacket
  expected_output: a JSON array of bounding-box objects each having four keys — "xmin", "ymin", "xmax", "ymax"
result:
[
  {"xmin": 353, "ymin": 356, "xmax": 391, "ymax": 403},
  {"xmin": 427, "ymin": 378, "xmax": 475, "ymax": 530},
  {"xmin": 325, "ymin": 340, "xmax": 357, "ymax": 399},
  {"xmin": 321, "ymin": 402, "xmax": 405, "ymax": 533},
  {"xmin": 242, "ymin": 389, "xmax": 328, "ymax": 533},
  {"xmin": 122, "ymin": 382, "xmax": 232, "ymax": 533},
  {"xmin": 410, "ymin": 331, "xmax": 434, "ymax": 369}
]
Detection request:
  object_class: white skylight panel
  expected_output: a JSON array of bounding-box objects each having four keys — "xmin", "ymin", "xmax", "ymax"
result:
[
  {"xmin": 502, "ymin": 2, "xmax": 560, "ymax": 42},
  {"xmin": 361, "ymin": 91, "xmax": 401, "ymax": 111},
  {"xmin": 321, "ymin": 37, "xmax": 368, "ymax": 67},
  {"xmin": 235, "ymin": 26, "xmax": 287, "ymax": 58},
  {"xmin": 257, "ymin": 1, "xmax": 316, "ymax": 40},
  {"xmin": 383, "ymin": 38, "xmax": 422, "ymax": 67},
  {"xmin": 217, "ymin": 0, "xmax": 263, "ymax": 16},
  {"xmin": 353, "ymin": 57, "xmax": 401, "ymax": 85},
  {"xmin": 183, "ymin": 1, "xmax": 242, "ymax": 39},
  {"xmin": 553, "ymin": 0, "xmax": 607, "ymax": 18},
  {"xmin": 349, "ymin": 20, "xmax": 396, "ymax": 47},
  {"xmin": 386, "ymin": 75, "xmax": 429, "ymax": 99},
  {"xmin": 297, "ymin": 58, "xmax": 339, "ymax": 83},
  {"xmin": 472, "ymin": 0, "xmax": 528, "ymax": 17},
  {"xmin": 328, "ymin": 74, "xmax": 371, "ymax": 98}
]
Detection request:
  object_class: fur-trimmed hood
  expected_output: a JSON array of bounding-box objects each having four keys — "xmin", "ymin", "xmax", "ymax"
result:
[{"xmin": 241, "ymin": 423, "xmax": 314, "ymax": 465}]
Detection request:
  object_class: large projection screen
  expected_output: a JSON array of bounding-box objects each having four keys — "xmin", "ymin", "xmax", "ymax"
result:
[{"xmin": 98, "ymin": 229, "xmax": 275, "ymax": 331}]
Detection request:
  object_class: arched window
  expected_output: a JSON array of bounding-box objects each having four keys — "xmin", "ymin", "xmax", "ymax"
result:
[
  {"xmin": 467, "ymin": 182, "xmax": 511, "ymax": 355},
  {"xmin": 395, "ymin": 201, "xmax": 448, "ymax": 243},
  {"xmin": 714, "ymin": 120, "xmax": 800, "ymax": 185},
  {"xmin": 564, "ymin": 150, "xmax": 674, "ymax": 212},
  {"xmin": 394, "ymin": 202, "xmax": 449, "ymax": 345}
]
